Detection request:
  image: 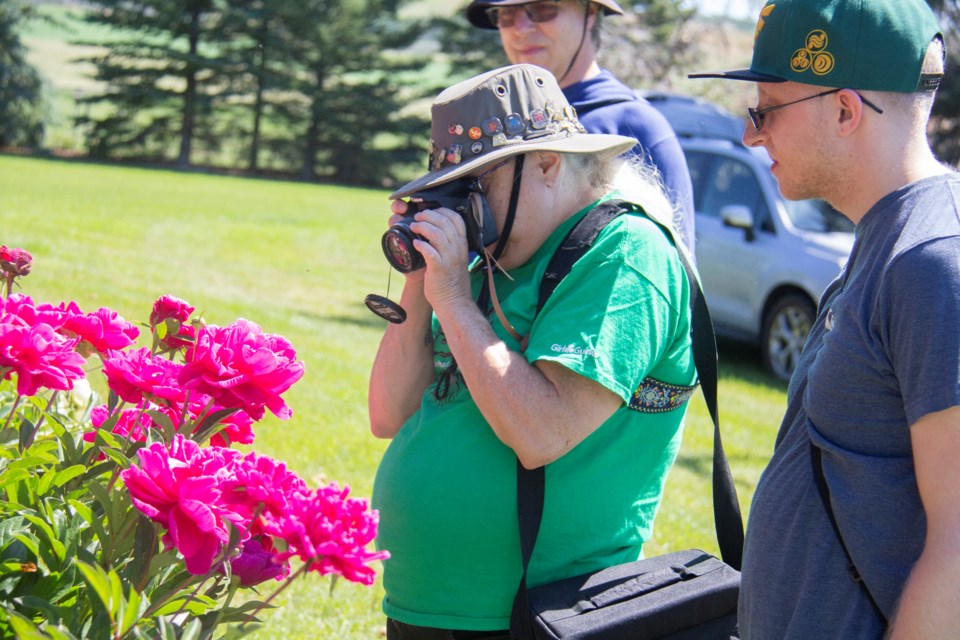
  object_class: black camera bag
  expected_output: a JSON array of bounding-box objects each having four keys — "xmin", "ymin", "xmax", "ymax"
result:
[{"xmin": 509, "ymin": 200, "xmax": 743, "ymax": 640}]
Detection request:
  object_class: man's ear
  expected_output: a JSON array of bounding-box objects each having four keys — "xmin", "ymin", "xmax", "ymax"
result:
[
  {"xmin": 536, "ymin": 151, "xmax": 563, "ymax": 187},
  {"xmin": 835, "ymin": 89, "xmax": 865, "ymax": 137}
]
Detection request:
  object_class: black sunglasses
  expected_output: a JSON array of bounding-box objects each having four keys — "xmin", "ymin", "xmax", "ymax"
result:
[
  {"xmin": 748, "ymin": 89, "xmax": 884, "ymax": 131},
  {"xmin": 485, "ymin": 0, "xmax": 563, "ymax": 28}
]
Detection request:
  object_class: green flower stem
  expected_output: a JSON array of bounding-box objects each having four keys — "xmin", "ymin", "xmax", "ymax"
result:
[
  {"xmin": 24, "ymin": 390, "xmax": 58, "ymax": 450},
  {"xmin": 2, "ymin": 393, "xmax": 22, "ymax": 432},
  {"xmin": 141, "ymin": 572, "xmax": 205, "ymax": 619}
]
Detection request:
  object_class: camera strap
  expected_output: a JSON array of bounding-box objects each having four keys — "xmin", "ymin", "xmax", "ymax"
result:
[{"xmin": 490, "ymin": 155, "xmax": 524, "ymax": 262}]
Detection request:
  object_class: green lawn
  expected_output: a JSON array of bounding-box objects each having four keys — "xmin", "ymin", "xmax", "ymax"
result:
[{"xmin": 0, "ymin": 153, "xmax": 785, "ymax": 638}]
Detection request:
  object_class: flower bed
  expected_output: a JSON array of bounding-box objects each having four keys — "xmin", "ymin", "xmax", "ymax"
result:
[{"xmin": 0, "ymin": 246, "xmax": 386, "ymax": 639}]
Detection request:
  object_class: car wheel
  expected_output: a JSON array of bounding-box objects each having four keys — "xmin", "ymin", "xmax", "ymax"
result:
[{"xmin": 761, "ymin": 293, "xmax": 816, "ymax": 383}]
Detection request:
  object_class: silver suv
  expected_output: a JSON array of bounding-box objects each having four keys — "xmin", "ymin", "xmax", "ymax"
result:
[{"xmin": 647, "ymin": 93, "xmax": 854, "ymax": 382}]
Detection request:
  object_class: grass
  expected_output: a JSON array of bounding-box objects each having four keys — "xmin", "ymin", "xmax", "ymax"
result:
[{"xmin": 0, "ymin": 153, "xmax": 786, "ymax": 638}]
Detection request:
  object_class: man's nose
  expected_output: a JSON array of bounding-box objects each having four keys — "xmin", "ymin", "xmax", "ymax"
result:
[{"xmin": 742, "ymin": 120, "xmax": 763, "ymax": 147}]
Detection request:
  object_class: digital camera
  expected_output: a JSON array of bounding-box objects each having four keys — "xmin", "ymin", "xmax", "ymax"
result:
[{"xmin": 382, "ymin": 178, "xmax": 499, "ymax": 273}]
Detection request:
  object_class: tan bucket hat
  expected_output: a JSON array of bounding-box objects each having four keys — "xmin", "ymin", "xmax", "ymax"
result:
[
  {"xmin": 465, "ymin": 0, "xmax": 624, "ymax": 30},
  {"xmin": 390, "ymin": 64, "xmax": 635, "ymax": 199}
]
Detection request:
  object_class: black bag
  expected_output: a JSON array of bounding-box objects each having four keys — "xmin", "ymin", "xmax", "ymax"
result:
[
  {"xmin": 509, "ymin": 202, "xmax": 744, "ymax": 640},
  {"xmin": 524, "ymin": 550, "xmax": 740, "ymax": 640}
]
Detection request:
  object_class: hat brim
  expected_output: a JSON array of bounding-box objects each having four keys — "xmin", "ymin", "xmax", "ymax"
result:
[
  {"xmin": 390, "ymin": 133, "xmax": 635, "ymax": 200},
  {"xmin": 687, "ymin": 68, "xmax": 787, "ymax": 83},
  {"xmin": 466, "ymin": 0, "xmax": 624, "ymax": 30}
]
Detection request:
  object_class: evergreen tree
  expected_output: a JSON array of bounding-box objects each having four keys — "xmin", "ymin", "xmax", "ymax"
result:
[
  {"xmin": 77, "ymin": 0, "xmax": 226, "ymax": 168},
  {"xmin": 278, "ymin": 0, "xmax": 432, "ymax": 184},
  {"xmin": 0, "ymin": 1, "xmax": 44, "ymax": 148}
]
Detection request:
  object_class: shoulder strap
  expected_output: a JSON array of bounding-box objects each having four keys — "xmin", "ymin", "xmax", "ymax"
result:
[
  {"xmin": 536, "ymin": 200, "xmax": 627, "ymax": 314},
  {"xmin": 510, "ymin": 199, "xmax": 744, "ymax": 638},
  {"xmin": 810, "ymin": 442, "xmax": 888, "ymax": 623}
]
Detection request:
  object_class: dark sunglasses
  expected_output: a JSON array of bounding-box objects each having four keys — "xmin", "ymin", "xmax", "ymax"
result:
[
  {"xmin": 748, "ymin": 89, "xmax": 884, "ymax": 131},
  {"xmin": 485, "ymin": 0, "xmax": 563, "ymax": 28}
]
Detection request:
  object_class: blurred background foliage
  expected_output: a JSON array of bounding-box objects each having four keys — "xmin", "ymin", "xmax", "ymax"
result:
[{"xmin": 1, "ymin": 0, "xmax": 958, "ymax": 189}]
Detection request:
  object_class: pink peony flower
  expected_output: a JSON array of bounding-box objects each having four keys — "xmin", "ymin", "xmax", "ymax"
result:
[
  {"xmin": 0, "ymin": 321, "xmax": 87, "ymax": 396},
  {"xmin": 150, "ymin": 295, "xmax": 194, "ymax": 326},
  {"xmin": 0, "ymin": 246, "xmax": 32, "ymax": 277},
  {"xmin": 121, "ymin": 436, "xmax": 247, "ymax": 575},
  {"xmin": 206, "ymin": 404, "xmax": 255, "ymax": 447},
  {"xmin": 102, "ymin": 347, "xmax": 187, "ymax": 406},
  {"xmin": 224, "ymin": 537, "xmax": 290, "ymax": 588},
  {"xmin": 178, "ymin": 319, "xmax": 305, "ymax": 421},
  {"xmin": 273, "ymin": 484, "xmax": 388, "ymax": 586},
  {"xmin": 150, "ymin": 295, "xmax": 196, "ymax": 352},
  {"xmin": 62, "ymin": 307, "xmax": 139, "ymax": 355},
  {"xmin": 122, "ymin": 437, "xmax": 387, "ymax": 584},
  {"xmin": 178, "ymin": 394, "xmax": 257, "ymax": 447},
  {"xmin": 217, "ymin": 451, "xmax": 309, "ymax": 535},
  {"xmin": 83, "ymin": 404, "xmax": 151, "ymax": 445}
]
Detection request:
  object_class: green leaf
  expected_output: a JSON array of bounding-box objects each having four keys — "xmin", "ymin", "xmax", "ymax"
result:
[
  {"xmin": 53, "ymin": 465, "xmax": 86, "ymax": 489},
  {"xmin": 179, "ymin": 617, "xmax": 203, "ymax": 640},
  {"xmin": 39, "ymin": 625, "xmax": 79, "ymax": 640},
  {"xmin": 17, "ymin": 595, "xmax": 62, "ymax": 624},
  {"xmin": 94, "ymin": 429, "xmax": 124, "ymax": 451},
  {"xmin": 152, "ymin": 594, "xmax": 218, "ymax": 617},
  {"xmin": 4, "ymin": 609, "xmax": 49, "ymax": 640},
  {"xmin": 18, "ymin": 416, "xmax": 36, "ymax": 453},
  {"xmin": 0, "ymin": 427, "xmax": 18, "ymax": 445},
  {"xmin": 66, "ymin": 499, "xmax": 108, "ymax": 553},
  {"xmin": 75, "ymin": 560, "xmax": 114, "ymax": 624},
  {"xmin": 100, "ymin": 447, "xmax": 133, "ymax": 469},
  {"xmin": 37, "ymin": 470, "xmax": 56, "ymax": 497},
  {"xmin": 117, "ymin": 583, "xmax": 143, "ymax": 637},
  {"xmin": 0, "ymin": 468, "xmax": 30, "ymax": 493},
  {"xmin": 47, "ymin": 419, "xmax": 80, "ymax": 466},
  {"xmin": 217, "ymin": 599, "xmax": 276, "ymax": 624},
  {"xmin": 22, "ymin": 514, "xmax": 66, "ymax": 566},
  {"xmin": 130, "ymin": 514, "xmax": 158, "ymax": 588},
  {"xmin": 13, "ymin": 533, "xmax": 41, "ymax": 565}
]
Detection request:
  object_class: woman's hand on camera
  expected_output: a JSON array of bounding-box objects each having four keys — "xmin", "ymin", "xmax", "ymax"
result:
[{"xmin": 409, "ymin": 207, "xmax": 472, "ymax": 312}]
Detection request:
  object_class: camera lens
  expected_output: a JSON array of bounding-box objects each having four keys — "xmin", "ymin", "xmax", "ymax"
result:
[{"xmin": 382, "ymin": 222, "xmax": 425, "ymax": 273}]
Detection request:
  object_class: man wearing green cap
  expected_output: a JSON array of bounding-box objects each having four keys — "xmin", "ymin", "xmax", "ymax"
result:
[
  {"xmin": 463, "ymin": 0, "xmax": 696, "ymax": 256},
  {"xmin": 690, "ymin": 0, "xmax": 960, "ymax": 637}
]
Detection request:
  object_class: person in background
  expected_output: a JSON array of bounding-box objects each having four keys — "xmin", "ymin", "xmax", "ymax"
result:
[
  {"xmin": 689, "ymin": 0, "xmax": 959, "ymax": 637},
  {"xmin": 464, "ymin": 0, "xmax": 696, "ymax": 255},
  {"xmin": 368, "ymin": 63, "xmax": 697, "ymax": 639}
]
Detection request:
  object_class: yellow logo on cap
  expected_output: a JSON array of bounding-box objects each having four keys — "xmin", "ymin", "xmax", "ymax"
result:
[
  {"xmin": 791, "ymin": 30, "xmax": 835, "ymax": 76},
  {"xmin": 754, "ymin": 3, "xmax": 776, "ymax": 41}
]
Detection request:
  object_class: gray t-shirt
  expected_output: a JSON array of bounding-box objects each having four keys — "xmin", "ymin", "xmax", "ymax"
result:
[{"xmin": 739, "ymin": 173, "xmax": 960, "ymax": 639}]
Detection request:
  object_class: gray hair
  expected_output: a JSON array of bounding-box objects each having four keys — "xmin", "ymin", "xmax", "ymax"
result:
[{"xmin": 560, "ymin": 151, "xmax": 680, "ymax": 240}]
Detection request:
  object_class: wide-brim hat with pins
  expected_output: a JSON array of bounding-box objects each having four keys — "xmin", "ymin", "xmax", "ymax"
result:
[
  {"xmin": 390, "ymin": 64, "xmax": 635, "ymax": 199},
  {"xmin": 465, "ymin": 0, "xmax": 624, "ymax": 30},
  {"xmin": 688, "ymin": 0, "xmax": 943, "ymax": 93}
]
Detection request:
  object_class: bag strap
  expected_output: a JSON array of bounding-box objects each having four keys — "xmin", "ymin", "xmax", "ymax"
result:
[
  {"xmin": 510, "ymin": 200, "xmax": 743, "ymax": 639},
  {"xmin": 809, "ymin": 442, "xmax": 888, "ymax": 623}
]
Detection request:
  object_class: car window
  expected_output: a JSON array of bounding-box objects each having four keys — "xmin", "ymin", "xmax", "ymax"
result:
[
  {"xmin": 699, "ymin": 157, "xmax": 770, "ymax": 228},
  {"xmin": 784, "ymin": 199, "xmax": 855, "ymax": 233},
  {"xmin": 683, "ymin": 150, "xmax": 714, "ymax": 206}
]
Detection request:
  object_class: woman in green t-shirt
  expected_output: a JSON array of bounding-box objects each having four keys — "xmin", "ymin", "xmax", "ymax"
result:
[{"xmin": 368, "ymin": 63, "xmax": 697, "ymax": 639}]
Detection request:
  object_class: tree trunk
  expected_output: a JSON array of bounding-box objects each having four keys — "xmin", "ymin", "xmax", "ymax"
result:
[
  {"xmin": 300, "ymin": 66, "xmax": 325, "ymax": 181},
  {"xmin": 248, "ymin": 22, "xmax": 269, "ymax": 172},
  {"xmin": 178, "ymin": 5, "xmax": 203, "ymax": 169}
]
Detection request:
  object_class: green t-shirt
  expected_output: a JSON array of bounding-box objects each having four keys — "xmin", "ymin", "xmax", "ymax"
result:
[{"xmin": 371, "ymin": 195, "xmax": 696, "ymax": 631}]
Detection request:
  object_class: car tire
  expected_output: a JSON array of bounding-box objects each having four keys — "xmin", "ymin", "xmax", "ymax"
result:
[{"xmin": 761, "ymin": 293, "xmax": 816, "ymax": 383}]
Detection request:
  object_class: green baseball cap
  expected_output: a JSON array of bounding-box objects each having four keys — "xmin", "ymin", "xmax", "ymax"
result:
[{"xmin": 689, "ymin": 0, "xmax": 943, "ymax": 93}]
